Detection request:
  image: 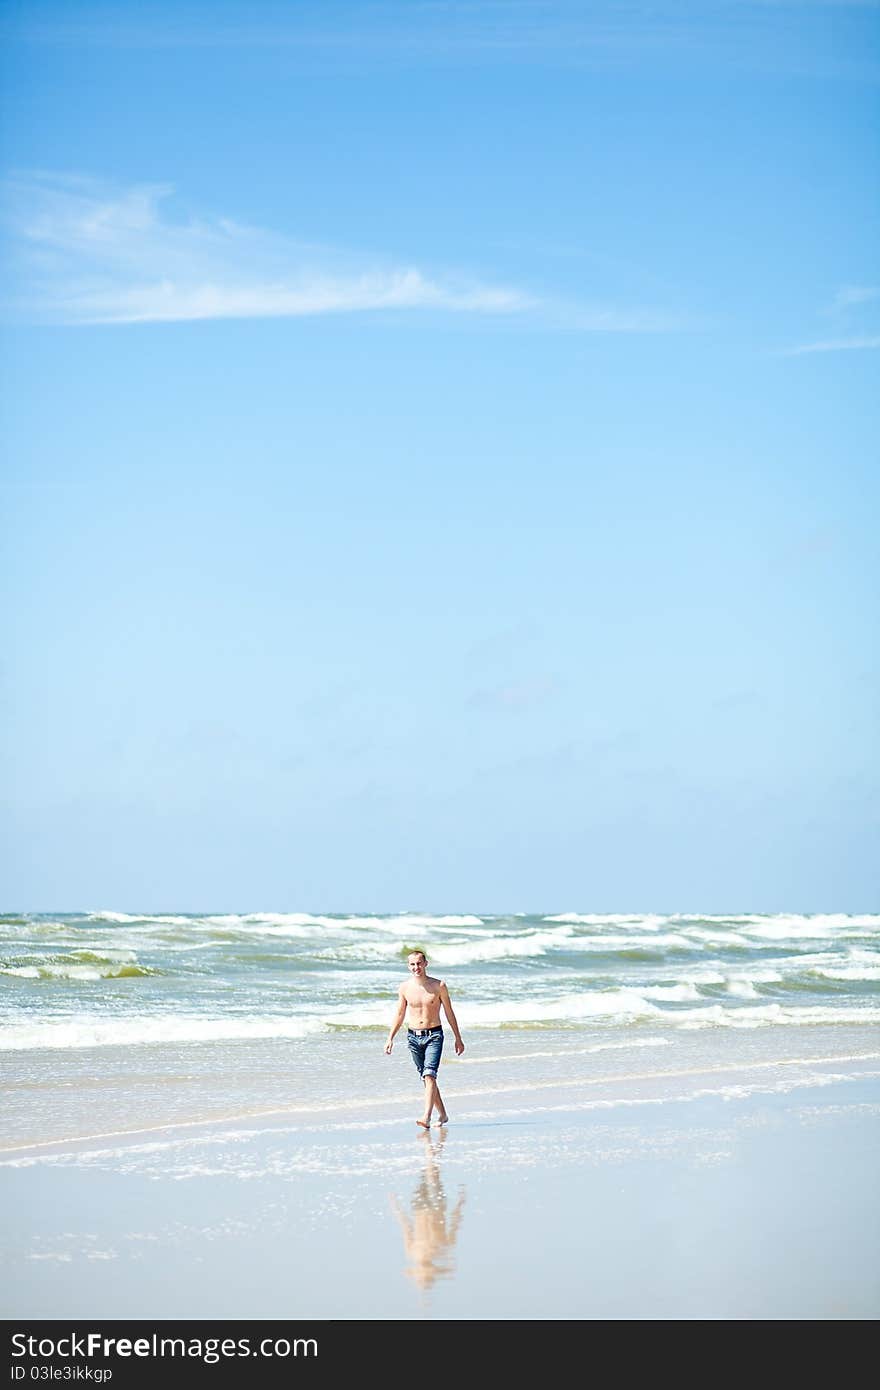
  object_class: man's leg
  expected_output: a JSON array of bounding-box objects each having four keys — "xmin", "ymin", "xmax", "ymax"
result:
[
  {"xmin": 421, "ymin": 1074, "xmax": 439, "ymax": 1125},
  {"xmin": 422, "ymin": 1074, "xmax": 448, "ymax": 1125},
  {"xmin": 432, "ymin": 1079, "xmax": 448, "ymax": 1124},
  {"xmin": 410, "ymin": 1035, "xmax": 432, "ymax": 1128},
  {"xmin": 416, "ymin": 1033, "xmax": 447, "ymax": 1127}
]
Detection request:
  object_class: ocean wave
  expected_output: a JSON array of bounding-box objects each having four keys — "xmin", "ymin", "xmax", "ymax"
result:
[
  {"xmin": 563, "ymin": 933, "xmax": 698, "ymax": 953},
  {"xmin": 544, "ymin": 913, "xmax": 667, "ymax": 928},
  {"xmin": 677, "ymin": 968, "xmax": 782, "ymax": 989},
  {"xmin": 385, "ymin": 914, "xmax": 486, "ymax": 928},
  {"xmin": 0, "ymin": 1013, "xmax": 328, "ymax": 1050},
  {"xmin": 0, "ymin": 963, "xmax": 154, "ymax": 981},
  {"xmin": 313, "ymin": 941, "xmax": 407, "ymax": 962},
  {"xmin": 676, "ymin": 1003, "xmax": 880, "ymax": 1029},
  {"xmin": 740, "ymin": 915, "xmax": 880, "ymax": 940},
  {"xmin": 462, "ymin": 990, "xmax": 661, "ymax": 1025},
  {"xmin": 543, "ymin": 912, "xmax": 880, "ymax": 934},
  {"xmin": 672, "ymin": 913, "xmax": 880, "ymax": 928},
  {"xmin": 811, "ymin": 966, "xmax": 880, "ymax": 982},
  {"xmin": 427, "ymin": 928, "xmax": 575, "ymax": 966},
  {"xmin": 1, "ymin": 947, "xmax": 138, "ymax": 965},
  {"xmin": 87, "ymin": 912, "xmax": 196, "ymax": 926},
  {"xmin": 202, "ymin": 913, "xmax": 357, "ymax": 932},
  {"xmin": 86, "ymin": 910, "xmax": 486, "ymax": 931},
  {"xmin": 210, "ymin": 922, "xmax": 329, "ymax": 940},
  {"xmin": 720, "ymin": 970, "xmax": 783, "ymax": 995},
  {"xmin": 69, "ymin": 948, "xmax": 138, "ymax": 963},
  {"xmin": 724, "ymin": 980, "xmax": 760, "ymax": 998},
  {"xmin": 311, "ymin": 931, "xmax": 580, "ymax": 964},
  {"xmin": 742, "ymin": 920, "xmax": 845, "ymax": 941},
  {"xmin": 458, "ymin": 996, "xmax": 880, "ymax": 1029},
  {"xmin": 641, "ymin": 984, "xmax": 702, "ymax": 1002},
  {"xmin": 678, "ymin": 928, "xmax": 753, "ymax": 947}
]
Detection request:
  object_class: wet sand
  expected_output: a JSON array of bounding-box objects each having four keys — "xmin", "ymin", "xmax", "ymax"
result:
[{"xmin": 2, "ymin": 1035, "xmax": 878, "ymax": 1321}]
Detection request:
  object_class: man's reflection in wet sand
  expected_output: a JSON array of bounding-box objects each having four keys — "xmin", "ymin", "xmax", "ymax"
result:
[{"xmin": 390, "ymin": 1128, "xmax": 466, "ymax": 1293}]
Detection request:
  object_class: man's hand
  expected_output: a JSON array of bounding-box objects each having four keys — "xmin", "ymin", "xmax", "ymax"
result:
[
  {"xmin": 455, "ymin": 1038, "xmax": 465, "ymax": 1056},
  {"xmin": 384, "ymin": 1041, "xmax": 393, "ymax": 1054}
]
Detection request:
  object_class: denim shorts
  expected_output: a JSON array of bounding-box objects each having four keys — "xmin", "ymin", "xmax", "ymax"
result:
[{"xmin": 407, "ymin": 1027, "xmax": 444, "ymax": 1078}]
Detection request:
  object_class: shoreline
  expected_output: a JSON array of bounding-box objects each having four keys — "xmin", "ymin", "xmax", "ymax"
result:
[{"xmin": 4, "ymin": 1020, "xmax": 878, "ymax": 1152}]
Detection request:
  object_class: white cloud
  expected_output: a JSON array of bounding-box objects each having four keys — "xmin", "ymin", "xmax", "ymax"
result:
[
  {"xmin": 785, "ymin": 283, "xmax": 880, "ymax": 353},
  {"xmin": 4, "ymin": 173, "xmax": 679, "ymax": 332},
  {"xmin": 4, "ymin": 173, "xmax": 533, "ymax": 325},
  {"xmin": 784, "ymin": 336, "xmax": 880, "ymax": 355},
  {"xmin": 833, "ymin": 285, "xmax": 880, "ymax": 309},
  {"xmin": 50, "ymin": 269, "xmax": 528, "ymax": 325}
]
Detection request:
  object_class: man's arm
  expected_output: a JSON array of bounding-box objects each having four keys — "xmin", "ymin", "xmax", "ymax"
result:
[
  {"xmin": 384, "ymin": 986, "xmax": 407, "ymax": 1054},
  {"xmin": 439, "ymin": 982, "xmax": 465, "ymax": 1055}
]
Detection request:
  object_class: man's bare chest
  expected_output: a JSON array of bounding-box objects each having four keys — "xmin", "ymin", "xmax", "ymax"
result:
[{"xmin": 403, "ymin": 982, "xmax": 441, "ymax": 1007}]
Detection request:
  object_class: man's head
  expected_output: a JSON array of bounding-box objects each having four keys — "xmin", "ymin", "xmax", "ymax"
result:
[{"xmin": 407, "ymin": 951, "xmax": 427, "ymax": 977}]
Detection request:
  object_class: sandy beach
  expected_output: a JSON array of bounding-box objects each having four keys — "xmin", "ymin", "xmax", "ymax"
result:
[{"xmin": 3, "ymin": 1023, "xmax": 878, "ymax": 1322}]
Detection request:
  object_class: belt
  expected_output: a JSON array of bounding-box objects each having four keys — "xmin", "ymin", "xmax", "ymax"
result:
[{"xmin": 408, "ymin": 1027, "xmax": 442, "ymax": 1037}]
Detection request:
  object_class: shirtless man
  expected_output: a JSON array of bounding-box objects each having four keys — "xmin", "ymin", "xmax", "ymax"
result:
[{"xmin": 384, "ymin": 951, "xmax": 465, "ymax": 1128}]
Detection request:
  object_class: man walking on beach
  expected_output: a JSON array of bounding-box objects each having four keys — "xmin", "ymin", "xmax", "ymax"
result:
[{"xmin": 384, "ymin": 951, "xmax": 465, "ymax": 1128}]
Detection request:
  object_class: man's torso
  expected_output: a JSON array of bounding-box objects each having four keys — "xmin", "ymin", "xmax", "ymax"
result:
[{"xmin": 403, "ymin": 974, "xmax": 443, "ymax": 1028}]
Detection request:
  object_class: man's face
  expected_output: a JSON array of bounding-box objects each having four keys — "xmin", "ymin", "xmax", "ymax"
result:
[{"xmin": 408, "ymin": 955, "xmax": 426, "ymax": 977}]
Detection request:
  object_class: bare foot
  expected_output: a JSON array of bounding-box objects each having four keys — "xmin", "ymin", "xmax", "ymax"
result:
[
  {"xmin": 416, "ymin": 1118, "xmax": 431, "ymax": 1129},
  {"xmin": 436, "ymin": 1113, "xmax": 449, "ymax": 1125}
]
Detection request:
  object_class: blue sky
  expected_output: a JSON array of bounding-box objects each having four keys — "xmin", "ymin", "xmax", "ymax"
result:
[{"xmin": 1, "ymin": 0, "xmax": 878, "ymax": 911}]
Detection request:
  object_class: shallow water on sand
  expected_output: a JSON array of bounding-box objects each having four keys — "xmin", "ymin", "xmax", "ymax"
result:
[
  {"xmin": 2, "ymin": 1026, "xmax": 879, "ymax": 1320},
  {"xmin": 2, "ymin": 1072, "xmax": 878, "ymax": 1320}
]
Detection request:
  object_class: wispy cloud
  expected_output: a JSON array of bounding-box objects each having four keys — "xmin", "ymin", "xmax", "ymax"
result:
[
  {"xmin": 3, "ymin": 173, "xmax": 679, "ymax": 332},
  {"xmin": 785, "ymin": 282, "xmax": 880, "ymax": 353},
  {"xmin": 3, "ymin": 173, "xmax": 534, "ymax": 325},
  {"xmin": 833, "ymin": 284, "xmax": 880, "ymax": 309},
  {"xmin": 466, "ymin": 677, "xmax": 558, "ymax": 711},
  {"xmin": 783, "ymin": 335, "xmax": 880, "ymax": 354}
]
